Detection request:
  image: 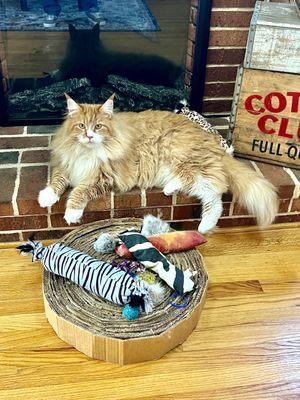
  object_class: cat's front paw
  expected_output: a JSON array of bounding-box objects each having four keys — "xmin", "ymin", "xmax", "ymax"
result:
[
  {"xmin": 64, "ymin": 208, "xmax": 83, "ymax": 225},
  {"xmin": 38, "ymin": 187, "xmax": 59, "ymax": 208}
]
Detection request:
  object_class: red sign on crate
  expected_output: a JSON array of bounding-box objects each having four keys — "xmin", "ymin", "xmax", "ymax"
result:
[{"xmin": 231, "ymin": 68, "xmax": 300, "ymax": 169}]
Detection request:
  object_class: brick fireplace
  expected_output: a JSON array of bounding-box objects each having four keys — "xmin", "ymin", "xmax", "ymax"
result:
[{"xmin": 0, "ymin": 0, "xmax": 299, "ymax": 242}]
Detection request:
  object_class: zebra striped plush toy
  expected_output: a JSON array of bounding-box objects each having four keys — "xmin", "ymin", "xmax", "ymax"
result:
[{"xmin": 18, "ymin": 238, "xmax": 155, "ymax": 318}]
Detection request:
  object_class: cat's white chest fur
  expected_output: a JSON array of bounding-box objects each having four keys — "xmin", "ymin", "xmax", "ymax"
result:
[{"xmin": 66, "ymin": 149, "xmax": 103, "ymax": 187}]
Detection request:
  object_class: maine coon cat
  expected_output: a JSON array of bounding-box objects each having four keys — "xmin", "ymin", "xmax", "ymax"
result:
[
  {"xmin": 57, "ymin": 24, "xmax": 182, "ymax": 87},
  {"xmin": 38, "ymin": 94, "xmax": 278, "ymax": 233}
]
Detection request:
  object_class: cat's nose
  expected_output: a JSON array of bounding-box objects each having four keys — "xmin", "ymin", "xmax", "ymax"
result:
[{"xmin": 86, "ymin": 129, "xmax": 94, "ymax": 139}]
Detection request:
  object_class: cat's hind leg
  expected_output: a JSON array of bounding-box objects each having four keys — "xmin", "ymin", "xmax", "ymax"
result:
[{"xmin": 189, "ymin": 176, "xmax": 224, "ymax": 234}]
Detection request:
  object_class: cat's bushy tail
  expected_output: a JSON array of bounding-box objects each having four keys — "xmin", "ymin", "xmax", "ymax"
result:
[{"xmin": 223, "ymin": 155, "xmax": 278, "ymax": 227}]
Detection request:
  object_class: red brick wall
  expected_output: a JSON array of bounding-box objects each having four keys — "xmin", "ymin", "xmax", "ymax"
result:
[
  {"xmin": 186, "ymin": 0, "xmax": 255, "ymax": 116},
  {"xmin": 204, "ymin": 0, "xmax": 255, "ymax": 115}
]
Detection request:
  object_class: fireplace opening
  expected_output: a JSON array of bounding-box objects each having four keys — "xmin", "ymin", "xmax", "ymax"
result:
[{"xmin": 0, "ymin": 0, "xmax": 194, "ymax": 124}]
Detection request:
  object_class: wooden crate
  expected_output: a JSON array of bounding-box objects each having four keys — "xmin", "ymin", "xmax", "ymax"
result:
[
  {"xmin": 230, "ymin": 67, "xmax": 300, "ymax": 169},
  {"xmin": 244, "ymin": 1, "xmax": 300, "ymax": 74}
]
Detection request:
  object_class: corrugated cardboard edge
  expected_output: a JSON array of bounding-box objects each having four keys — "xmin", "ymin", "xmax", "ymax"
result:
[{"xmin": 43, "ymin": 272, "xmax": 208, "ymax": 365}]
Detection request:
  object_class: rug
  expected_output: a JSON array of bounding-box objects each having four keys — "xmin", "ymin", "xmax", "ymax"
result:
[{"xmin": 0, "ymin": 0, "xmax": 160, "ymax": 32}]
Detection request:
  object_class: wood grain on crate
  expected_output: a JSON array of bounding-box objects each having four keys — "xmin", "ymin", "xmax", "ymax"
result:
[
  {"xmin": 231, "ymin": 68, "xmax": 300, "ymax": 169},
  {"xmin": 245, "ymin": 2, "xmax": 300, "ymax": 74},
  {"xmin": 0, "ymin": 223, "xmax": 300, "ymax": 398}
]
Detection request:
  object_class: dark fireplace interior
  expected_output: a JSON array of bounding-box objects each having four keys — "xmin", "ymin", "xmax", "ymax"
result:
[{"xmin": 0, "ymin": 0, "xmax": 191, "ymax": 124}]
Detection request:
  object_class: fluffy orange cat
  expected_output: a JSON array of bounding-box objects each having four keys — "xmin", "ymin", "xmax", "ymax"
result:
[{"xmin": 38, "ymin": 94, "xmax": 278, "ymax": 233}]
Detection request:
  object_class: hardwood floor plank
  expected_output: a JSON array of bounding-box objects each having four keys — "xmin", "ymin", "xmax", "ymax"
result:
[
  {"xmin": 0, "ymin": 361, "xmax": 299, "ymax": 400},
  {"xmin": 204, "ymin": 250, "xmax": 300, "ymax": 283},
  {"xmin": 0, "ymin": 298, "xmax": 44, "ymax": 317},
  {"xmin": 207, "ymin": 280, "xmax": 264, "ymax": 298},
  {"xmin": 201, "ymin": 224, "xmax": 300, "ymax": 256}
]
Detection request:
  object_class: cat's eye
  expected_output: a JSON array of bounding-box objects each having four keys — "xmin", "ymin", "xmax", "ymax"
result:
[
  {"xmin": 95, "ymin": 124, "xmax": 102, "ymax": 130},
  {"xmin": 78, "ymin": 123, "xmax": 85, "ymax": 129}
]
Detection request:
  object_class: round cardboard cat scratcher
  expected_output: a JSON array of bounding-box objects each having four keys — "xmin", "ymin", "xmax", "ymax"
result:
[{"xmin": 43, "ymin": 218, "xmax": 208, "ymax": 365}]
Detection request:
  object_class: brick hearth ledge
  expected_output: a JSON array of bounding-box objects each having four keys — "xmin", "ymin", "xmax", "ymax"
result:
[{"xmin": 0, "ymin": 120, "xmax": 299, "ymax": 242}]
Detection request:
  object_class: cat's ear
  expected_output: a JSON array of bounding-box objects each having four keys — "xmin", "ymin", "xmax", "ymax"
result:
[
  {"xmin": 101, "ymin": 93, "xmax": 115, "ymax": 117},
  {"xmin": 69, "ymin": 24, "xmax": 77, "ymax": 39},
  {"xmin": 92, "ymin": 23, "xmax": 100, "ymax": 36},
  {"xmin": 65, "ymin": 93, "xmax": 80, "ymax": 116}
]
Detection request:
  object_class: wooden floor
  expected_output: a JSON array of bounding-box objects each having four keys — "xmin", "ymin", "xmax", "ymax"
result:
[{"xmin": 0, "ymin": 223, "xmax": 300, "ymax": 399}]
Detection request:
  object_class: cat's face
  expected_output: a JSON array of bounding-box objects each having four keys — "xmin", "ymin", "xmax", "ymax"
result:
[{"xmin": 64, "ymin": 94, "xmax": 115, "ymax": 148}]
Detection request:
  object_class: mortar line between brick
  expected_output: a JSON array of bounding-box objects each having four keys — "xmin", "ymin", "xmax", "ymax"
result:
[
  {"xmin": 110, "ymin": 191, "xmax": 115, "ymax": 218},
  {"xmin": 0, "ymin": 133, "xmax": 51, "ymax": 138},
  {"xmin": 11, "ymin": 151, "xmax": 22, "ymax": 216},
  {"xmin": 19, "ymin": 232, "xmax": 24, "ymax": 241},
  {"xmin": 210, "ymin": 27, "xmax": 249, "ymax": 31},
  {"xmin": 0, "ymin": 148, "xmax": 50, "ymax": 153},
  {"xmin": 229, "ymin": 201, "xmax": 235, "ymax": 217},
  {"xmin": 250, "ymin": 161, "xmax": 264, "ymax": 177},
  {"xmin": 207, "ymin": 64, "xmax": 240, "ymax": 67},
  {"xmin": 203, "ymin": 96, "xmax": 233, "ymax": 100},
  {"xmin": 172, "ymin": 193, "xmax": 177, "ymax": 206},
  {"xmin": 277, "ymin": 211, "xmax": 300, "ymax": 216},
  {"xmin": 0, "ymin": 162, "xmax": 49, "ymax": 169},
  {"xmin": 141, "ymin": 189, "xmax": 146, "ymax": 207},
  {"xmin": 213, "ymin": 125, "xmax": 229, "ymax": 131},
  {"xmin": 283, "ymin": 168, "xmax": 300, "ymax": 199},
  {"xmin": 205, "ymin": 80, "xmax": 236, "ymax": 84},
  {"xmin": 208, "ymin": 47, "xmax": 246, "ymax": 50},
  {"xmin": 47, "ymin": 164, "xmax": 52, "ymax": 228},
  {"xmin": 203, "ymin": 112, "xmax": 230, "ymax": 117},
  {"xmin": 22, "ymin": 148, "xmax": 50, "ymax": 152},
  {"xmin": 0, "ymin": 228, "xmax": 73, "ymax": 234},
  {"xmin": 287, "ymin": 198, "xmax": 294, "ymax": 213},
  {"xmin": 212, "ymin": 7, "xmax": 254, "ymax": 11},
  {"xmin": 170, "ymin": 206, "xmax": 174, "ymax": 220},
  {"xmin": 23, "ymin": 126, "xmax": 27, "ymax": 135}
]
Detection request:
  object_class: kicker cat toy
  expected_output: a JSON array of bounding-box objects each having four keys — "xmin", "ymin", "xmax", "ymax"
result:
[
  {"xmin": 118, "ymin": 230, "xmax": 196, "ymax": 294},
  {"xmin": 18, "ymin": 238, "xmax": 162, "ymax": 319},
  {"xmin": 94, "ymin": 215, "xmax": 206, "ymax": 258},
  {"xmin": 175, "ymin": 100, "xmax": 234, "ymax": 155}
]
